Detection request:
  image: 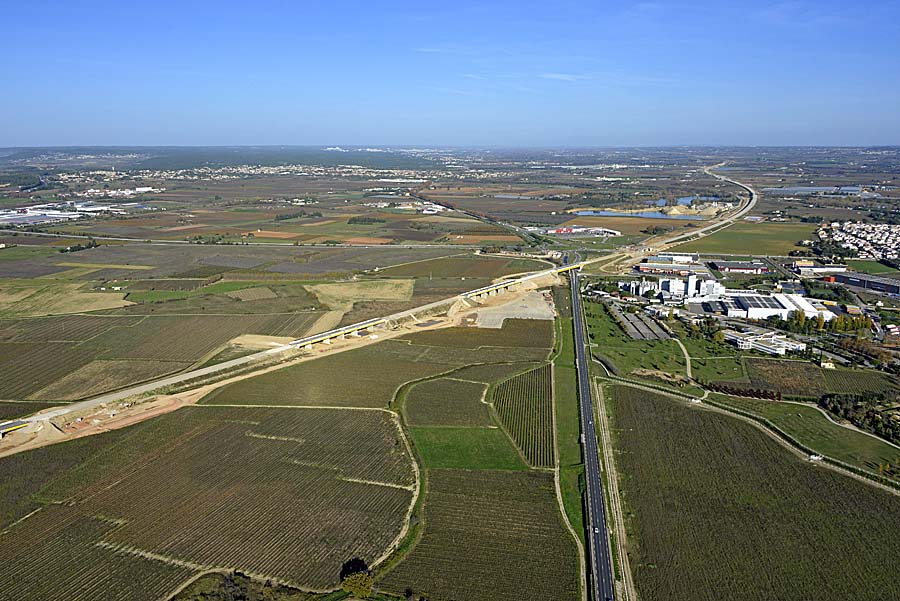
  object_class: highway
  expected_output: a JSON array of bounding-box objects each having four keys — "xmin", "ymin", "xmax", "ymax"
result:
[
  {"xmin": 660, "ymin": 164, "xmax": 759, "ymax": 246},
  {"xmin": 570, "ymin": 267, "xmax": 616, "ymax": 601}
]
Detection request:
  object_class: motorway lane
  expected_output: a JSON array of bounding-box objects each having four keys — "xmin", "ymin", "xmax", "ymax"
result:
[{"xmin": 570, "ymin": 269, "xmax": 616, "ymax": 601}]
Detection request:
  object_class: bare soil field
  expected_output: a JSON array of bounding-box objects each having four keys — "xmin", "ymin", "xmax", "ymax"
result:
[
  {"xmin": 307, "ymin": 279, "xmax": 415, "ymax": 311},
  {"xmin": 0, "ymin": 281, "xmax": 132, "ymax": 317}
]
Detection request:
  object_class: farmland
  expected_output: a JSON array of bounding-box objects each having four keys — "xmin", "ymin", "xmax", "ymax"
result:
[
  {"xmin": 821, "ymin": 367, "xmax": 898, "ymax": 395},
  {"xmin": 493, "ymin": 364, "xmax": 555, "ymax": 468},
  {"xmin": 0, "ymin": 312, "xmax": 323, "ymax": 401},
  {"xmin": 378, "ymin": 300, "xmax": 582, "ymax": 601},
  {"xmin": 674, "ymin": 221, "xmax": 818, "ymax": 255},
  {"xmin": 743, "ymin": 358, "xmax": 828, "ymax": 397},
  {"xmin": 451, "ymin": 361, "xmax": 540, "ymax": 384},
  {"xmin": 404, "ymin": 378, "xmax": 492, "ymax": 427},
  {"xmin": 0, "ymin": 405, "xmax": 416, "ymax": 594},
  {"xmin": 0, "ymin": 505, "xmax": 195, "ymax": 601},
  {"xmin": 0, "ymin": 401, "xmax": 59, "ymax": 421},
  {"xmin": 400, "ymin": 318, "xmax": 554, "ymax": 350},
  {"xmin": 377, "ymin": 254, "xmax": 549, "ymax": 279},
  {"xmin": 609, "ymin": 385, "xmax": 900, "ymax": 601},
  {"xmin": 380, "ymin": 470, "xmax": 580, "ymax": 601},
  {"xmin": 710, "ymin": 394, "xmax": 900, "ymax": 482},
  {"xmin": 710, "ymin": 358, "xmax": 899, "ymax": 399},
  {"xmin": 408, "ymin": 426, "xmax": 527, "ymax": 470},
  {"xmin": 202, "ymin": 341, "xmax": 458, "ymax": 408}
]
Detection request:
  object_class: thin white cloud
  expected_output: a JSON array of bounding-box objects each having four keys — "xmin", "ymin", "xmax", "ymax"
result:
[{"xmin": 540, "ymin": 72, "xmax": 588, "ymax": 82}]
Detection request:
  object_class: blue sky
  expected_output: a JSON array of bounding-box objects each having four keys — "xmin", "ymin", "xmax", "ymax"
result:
[{"xmin": 2, "ymin": 0, "xmax": 899, "ymax": 147}]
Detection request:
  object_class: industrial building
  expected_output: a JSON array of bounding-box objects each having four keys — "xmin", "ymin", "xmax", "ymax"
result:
[
  {"xmin": 723, "ymin": 330, "xmax": 807, "ymax": 356},
  {"xmin": 711, "ymin": 260, "xmax": 769, "ymax": 274},
  {"xmin": 827, "ymin": 272, "xmax": 900, "ymax": 295},
  {"xmin": 792, "ymin": 260, "xmax": 847, "ymax": 276},
  {"xmin": 546, "ymin": 225, "xmax": 622, "ymax": 236},
  {"xmin": 620, "ymin": 276, "xmax": 725, "ymax": 300},
  {"xmin": 698, "ymin": 292, "xmax": 834, "ymax": 321}
]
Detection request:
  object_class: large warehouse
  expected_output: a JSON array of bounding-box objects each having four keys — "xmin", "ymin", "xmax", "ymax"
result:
[
  {"xmin": 827, "ymin": 273, "xmax": 900, "ymax": 295},
  {"xmin": 700, "ymin": 292, "xmax": 834, "ymax": 321}
]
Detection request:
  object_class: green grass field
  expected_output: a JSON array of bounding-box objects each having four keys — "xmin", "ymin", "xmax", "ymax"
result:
[
  {"xmin": 675, "ymin": 328, "xmax": 747, "ymax": 382},
  {"xmin": 610, "ymin": 385, "xmax": 900, "ymax": 601},
  {"xmin": 408, "ymin": 426, "xmax": 527, "ymax": 470},
  {"xmin": 584, "ymin": 301, "xmax": 686, "ymax": 379},
  {"xmin": 846, "ymin": 259, "xmax": 900, "ymax": 275},
  {"xmin": 553, "ymin": 314, "xmax": 586, "ymax": 542},
  {"xmin": 710, "ymin": 394, "xmax": 900, "ymax": 479},
  {"xmin": 674, "ymin": 221, "xmax": 818, "ymax": 255}
]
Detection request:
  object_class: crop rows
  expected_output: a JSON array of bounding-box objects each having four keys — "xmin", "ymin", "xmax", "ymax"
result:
[
  {"xmin": 405, "ymin": 378, "xmax": 491, "ymax": 426},
  {"xmin": 0, "ymin": 342, "xmax": 93, "ymax": 398},
  {"xmin": 24, "ymin": 406, "xmax": 415, "ymax": 590},
  {"xmin": 30, "ymin": 359, "xmax": 188, "ymax": 401},
  {"xmin": 402, "ymin": 318, "xmax": 554, "ymax": 349},
  {"xmin": 0, "ymin": 400, "xmax": 59, "ymax": 421},
  {"xmin": 0, "ymin": 315, "xmax": 143, "ymax": 343},
  {"xmin": 86, "ymin": 314, "xmax": 318, "ymax": 362},
  {"xmin": 381, "ymin": 469, "xmax": 580, "ymax": 601},
  {"xmin": 452, "ymin": 361, "xmax": 541, "ymax": 384},
  {"xmin": 204, "ymin": 343, "xmax": 455, "ymax": 407},
  {"xmin": 744, "ymin": 358, "xmax": 828, "ymax": 397},
  {"xmin": 0, "ymin": 505, "xmax": 194, "ymax": 601},
  {"xmin": 610, "ymin": 385, "xmax": 900, "ymax": 601},
  {"xmin": 822, "ymin": 368, "xmax": 898, "ymax": 395},
  {"xmin": 493, "ymin": 364, "xmax": 554, "ymax": 467}
]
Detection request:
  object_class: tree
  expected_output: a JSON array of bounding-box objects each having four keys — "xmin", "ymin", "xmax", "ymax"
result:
[{"xmin": 341, "ymin": 572, "xmax": 374, "ymax": 598}]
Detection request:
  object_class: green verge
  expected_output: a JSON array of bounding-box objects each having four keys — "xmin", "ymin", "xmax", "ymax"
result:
[{"xmin": 554, "ymin": 314, "xmax": 586, "ymax": 544}]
